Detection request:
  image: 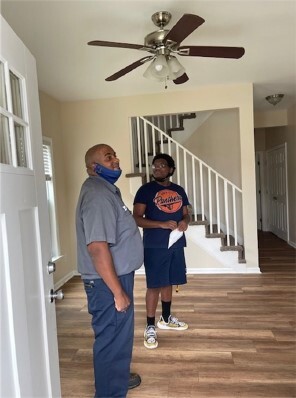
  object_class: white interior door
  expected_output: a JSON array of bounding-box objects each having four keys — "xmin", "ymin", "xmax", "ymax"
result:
[
  {"xmin": 0, "ymin": 16, "xmax": 61, "ymax": 398},
  {"xmin": 266, "ymin": 144, "xmax": 289, "ymax": 241},
  {"xmin": 255, "ymin": 152, "xmax": 263, "ymax": 230}
]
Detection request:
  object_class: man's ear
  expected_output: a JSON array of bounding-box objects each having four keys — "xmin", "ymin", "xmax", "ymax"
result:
[{"xmin": 87, "ymin": 165, "xmax": 97, "ymax": 176}]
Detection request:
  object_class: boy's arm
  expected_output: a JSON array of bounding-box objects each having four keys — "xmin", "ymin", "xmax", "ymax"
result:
[{"xmin": 133, "ymin": 203, "xmax": 177, "ymax": 230}]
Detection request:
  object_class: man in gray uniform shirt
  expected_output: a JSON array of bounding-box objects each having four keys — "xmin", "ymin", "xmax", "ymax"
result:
[{"xmin": 76, "ymin": 144, "xmax": 143, "ymax": 398}]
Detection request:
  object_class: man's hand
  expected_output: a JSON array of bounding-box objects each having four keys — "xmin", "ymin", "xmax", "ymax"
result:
[{"xmin": 114, "ymin": 290, "xmax": 131, "ymax": 312}]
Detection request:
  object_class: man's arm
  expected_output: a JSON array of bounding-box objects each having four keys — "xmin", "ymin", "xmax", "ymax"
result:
[
  {"xmin": 133, "ymin": 203, "xmax": 177, "ymax": 230},
  {"xmin": 87, "ymin": 241, "xmax": 130, "ymax": 312}
]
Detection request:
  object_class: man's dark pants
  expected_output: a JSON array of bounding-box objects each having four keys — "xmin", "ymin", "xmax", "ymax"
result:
[{"xmin": 84, "ymin": 272, "xmax": 134, "ymax": 398}]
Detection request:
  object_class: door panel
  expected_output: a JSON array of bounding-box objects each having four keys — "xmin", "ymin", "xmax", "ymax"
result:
[
  {"xmin": 1, "ymin": 214, "xmax": 19, "ymax": 398},
  {"xmin": 20, "ymin": 208, "xmax": 49, "ymax": 395},
  {"xmin": 255, "ymin": 152, "xmax": 263, "ymax": 230},
  {"xmin": 266, "ymin": 144, "xmax": 288, "ymax": 241},
  {"xmin": 0, "ymin": 16, "xmax": 61, "ymax": 398}
]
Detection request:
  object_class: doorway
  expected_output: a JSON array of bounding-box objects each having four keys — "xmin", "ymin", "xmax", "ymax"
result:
[
  {"xmin": 256, "ymin": 144, "xmax": 289, "ymax": 242},
  {"xmin": 266, "ymin": 144, "xmax": 289, "ymax": 241}
]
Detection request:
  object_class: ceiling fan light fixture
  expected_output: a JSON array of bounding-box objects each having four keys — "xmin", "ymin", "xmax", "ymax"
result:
[
  {"xmin": 143, "ymin": 54, "xmax": 169, "ymax": 81},
  {"xmin": 167, "ymin": 56, "xmax": 185, "ymax": 80},
  {"xmin": 152, "ymin": 54, "xmax": 169, "ymax": 77},
  {"xmin": 143, "ymin": 54, "xmax": 185, "ymax": 82},
  {"xmin": 143, "ymin": 67, "xmax": 166, "ymax": 82},
  {"xmin": 143, "ymin": 59, "xmax": 164, "ymax": 81},
  {"xmin": 265, "ymin": 94, "xmax": 284, "ymax": 106}
]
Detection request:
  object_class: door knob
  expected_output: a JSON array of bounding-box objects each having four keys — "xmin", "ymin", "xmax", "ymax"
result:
[
  {"xmin": 47, "ymin": 261, "xmax": 56, "ymax": 274},
  {"xmin": 50, "ymin": 289, "xmax": 64, "ymax": 303},
  {"xmin": 273, "ymin": 196, "xmax": 277, "ymax": 200}
]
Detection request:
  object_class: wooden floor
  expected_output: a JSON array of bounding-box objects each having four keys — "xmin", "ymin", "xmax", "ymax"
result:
[{"xmin": 56, "ymin": 232, "xmax": 296, "ymax": 397}]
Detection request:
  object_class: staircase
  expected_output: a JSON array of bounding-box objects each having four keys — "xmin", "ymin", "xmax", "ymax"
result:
[
  {"xmin": 129, "ymin": 114, "xmax": 246, "ymax": 267},
  {"xmin": 165, "ymin": 113, "xmax": 196, "ymax": 136},
  {"xmin": 190, "ymin": 214, "xmax": 245, "ymax": 264},
  {"xmin": 134, "ymin": 113, "xmax": 197, "ymax": 166}
]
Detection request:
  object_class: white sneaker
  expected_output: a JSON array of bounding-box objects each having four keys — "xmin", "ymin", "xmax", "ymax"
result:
[
  {"xmin": 157, "ymin": 315, "xmax": 188, "ymax": 330},
  {"xmin": 144, "ymin": 325, "xmax": 158, "ymax": 349}
]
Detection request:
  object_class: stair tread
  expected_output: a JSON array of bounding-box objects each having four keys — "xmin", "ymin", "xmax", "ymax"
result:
[
  {"xmin": 180, "ymin": 113, "xmax": 196, "ymax": 120},
  {"xmin": 206, "ymin": 233, "xmax": 225, "ymax": 238},
  {"xmin": 190, "ymin": 220, "xmax": 208, "ymax": 226},
  {"xmin": 167, "ymin": 127, "xmax": 184, "ymax": 132}
]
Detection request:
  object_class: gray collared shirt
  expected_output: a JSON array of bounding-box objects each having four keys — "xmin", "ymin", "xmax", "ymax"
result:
[{"xmin": 76, "ymin": 175, "xmax": 143, "ymax": 279}]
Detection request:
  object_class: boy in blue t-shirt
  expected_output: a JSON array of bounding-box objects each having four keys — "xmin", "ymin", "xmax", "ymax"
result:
[{"xmin": 133, "ymin": 153, "xmax": 190, "ymax": 349}]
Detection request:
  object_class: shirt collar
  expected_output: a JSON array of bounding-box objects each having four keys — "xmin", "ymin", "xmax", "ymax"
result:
[{"xmin": 89, "ymin": 175, "xmax": 118, "ymax": 193}]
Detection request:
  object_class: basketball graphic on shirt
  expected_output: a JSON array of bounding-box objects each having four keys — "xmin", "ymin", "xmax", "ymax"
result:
[{"xmin": 153, "ymin": 189, "xmax": 183, "ymax": 213}]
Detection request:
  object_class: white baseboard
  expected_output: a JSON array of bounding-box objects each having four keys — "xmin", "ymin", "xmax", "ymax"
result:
[
  {"xmin": 136, "ymin": 266, "xmax": 261, "ymax": 275},
  {"xmin": 57, "ymin": 262, "xmax": 262, "ymax": 287},
  {"xmin": 288, "ymin": 240, "xmax": 296, "ymax": 249},
  {"xmin": 246, "ymin": 267, "xmax": 262, "ymax": 274},
  {"xmin": 54, "ymin": 270, "xmax": 80, "ymax": 290}
]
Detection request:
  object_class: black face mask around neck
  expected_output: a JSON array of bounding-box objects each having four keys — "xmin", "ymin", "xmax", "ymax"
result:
[{"xmin": 153, "ymin": 173, "xmax": 171, "ymax": 183}]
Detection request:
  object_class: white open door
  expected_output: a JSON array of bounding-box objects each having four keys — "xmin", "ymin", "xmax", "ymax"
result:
[
  {"xmin": 255, "ymin": 151, "xmax": 263, "ymax": 230},
  {"xmin": 0, "ymin": 16, "xmax": 61, "ymax": 398},
  {"xmin": 266, "ymin": 144, "xmax": 289, "ymax": 242}
]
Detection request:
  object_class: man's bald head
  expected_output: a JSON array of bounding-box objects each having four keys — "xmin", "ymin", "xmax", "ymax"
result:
[
  {"xmin": 84, "ymin": 144, "xmax": 120, "ymax": 176},
  {"xmin": 85, "ymin": 144, "xmax": 110, "ymax": 168}
]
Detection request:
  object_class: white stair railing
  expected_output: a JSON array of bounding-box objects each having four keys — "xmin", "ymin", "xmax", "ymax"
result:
[{"xmin": 131, "ymin": 116, "xmax": 244, "ymax": 247}]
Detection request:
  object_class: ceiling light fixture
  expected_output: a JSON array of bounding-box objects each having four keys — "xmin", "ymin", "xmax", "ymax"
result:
[
  {"xmin": 143, "ymin": 54, "xmax": 186, "ymax": 87},
  {"xmin": 265, "ymin": 94, "xmax": 284, "ymax": 106}
]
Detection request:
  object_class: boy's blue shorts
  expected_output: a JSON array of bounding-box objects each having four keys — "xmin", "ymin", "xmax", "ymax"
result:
[{"xmin": 144, "ymin": 247, "xmax": 187, "ymax": 288}]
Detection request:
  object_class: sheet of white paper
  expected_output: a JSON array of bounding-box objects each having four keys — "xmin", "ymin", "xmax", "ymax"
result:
[{"xmin": 168, "ymin": 229, "xmax": 184, "ymax": 249}]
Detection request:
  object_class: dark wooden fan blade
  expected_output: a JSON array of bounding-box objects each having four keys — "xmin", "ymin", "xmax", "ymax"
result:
[
  {"xmin": 164, "ymin": 14, "xmax": 205, "ymax": 45},
  {"xmin": 88, "ymin": 40, "xmax": 144, "ymax": 50},
  {"xmin": 178, "ymin": 46, "xmax": 245, "ymax": 59},
  {"xmin": 105, "ymin": 56, "xmax": 153, "ymax": 81},
  {"xmin": 173, "ymin": 73, "xmax": 189, "ymax": 85}
]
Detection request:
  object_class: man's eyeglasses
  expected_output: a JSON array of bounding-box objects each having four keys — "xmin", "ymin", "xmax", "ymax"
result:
[{"xmin": 151, "ymin": 163, "xmax": 168, "ymax": 170}]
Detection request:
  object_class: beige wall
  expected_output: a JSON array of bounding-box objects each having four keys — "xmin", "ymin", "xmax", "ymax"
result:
[
  {"xmin": 254, "ymin": 127, "xmax": 266, "ymax": 151},
  {"xmin": 254, "ymin": 109, "xmax": 288, "ymax": 128},
  {"xmin": 184, "ymin": 108, "xmax": 241, "ymax": 186},
  {"xmin": 254, "ymin": 103, "xmax": 296, "ymax": 246},
  {"xmin": 39, "ymin": 92, "xmax": 73, "ymax": 286},
  {"xmin": 57, "ymin": 83, "xmax": 258, "ymax": 273}
]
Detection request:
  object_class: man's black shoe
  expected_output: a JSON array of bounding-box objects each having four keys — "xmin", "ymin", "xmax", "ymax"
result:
[{"xmin": 128, "ymin": 372, "xmax": 141, "ymax": 390}]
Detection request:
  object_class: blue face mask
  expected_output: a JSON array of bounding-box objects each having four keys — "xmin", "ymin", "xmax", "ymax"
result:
[{"xmin": 94, "ymin": 163, "xmax": 122, "ymax": 184}]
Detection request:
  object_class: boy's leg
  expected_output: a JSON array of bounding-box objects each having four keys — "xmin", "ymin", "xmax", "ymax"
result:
[
  {"xmin": 157, "ymin": 249, "xmax": 188, "ymax": 330},
  {"xmin": 160, "ymin": 285, "xmax": 172, "ymax": 302},
  {"xmin": 146, "ymin": 287, "xmax": 160, "ymax": 317}
]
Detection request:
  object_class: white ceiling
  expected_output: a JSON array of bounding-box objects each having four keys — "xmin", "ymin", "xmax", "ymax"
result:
[{"xmin": 2, "ymin": 1, "xmax": 296, "ymax": 111}]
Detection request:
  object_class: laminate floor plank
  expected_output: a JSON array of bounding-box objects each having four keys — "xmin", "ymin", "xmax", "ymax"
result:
[{"xmin": 57, "ymin": 232, "xmax": 296, "ymax": 397}]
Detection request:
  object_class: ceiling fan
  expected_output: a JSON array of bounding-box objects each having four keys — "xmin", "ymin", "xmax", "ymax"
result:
[{"xmin": 88, "ymin": 11, "xmax": 245, "ymax": 85}]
